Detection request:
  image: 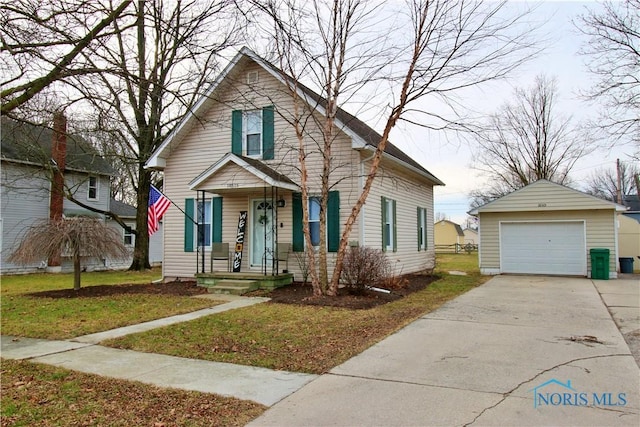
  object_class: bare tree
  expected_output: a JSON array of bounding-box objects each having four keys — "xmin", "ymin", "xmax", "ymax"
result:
[
  {"xmin": 251, "ymin": 0, "xmax": 536, "ymax": 295},
  {"xmin": 8, "ymin": 217, "xmax": 129, "ymax": 290},
  {"xmin": 577, "ymin": 0, "xmax": 640, "ymax": 153},
  {"xmin": 470, "ymin": 75, "xmax": 589, "ymax": 205},
  {"xmin": 585, "ymin": 160, "xmax": 639, "ymax": 201},
  {"xmin": 1, "ymin": 0, "xmax": 133, "ymax": 114}
]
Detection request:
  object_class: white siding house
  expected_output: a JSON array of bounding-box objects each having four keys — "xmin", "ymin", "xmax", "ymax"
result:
[
  {"xmin": 146, "ymin": 47, "xmax": 444, "ymax": 281},
  {"xmin": 1, "ymin": 117, "xmax": 137, "ymax": 274}
]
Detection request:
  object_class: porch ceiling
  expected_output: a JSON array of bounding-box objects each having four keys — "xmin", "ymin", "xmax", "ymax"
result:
[{"xmin": 189, "ymin": 153, "xmax": 298, "ymax": 193}]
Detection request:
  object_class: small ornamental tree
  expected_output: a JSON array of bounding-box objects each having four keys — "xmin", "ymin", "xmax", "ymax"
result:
[{"xmin": 9, "ymin": 217, "xmax": 130, "ymax": 291}]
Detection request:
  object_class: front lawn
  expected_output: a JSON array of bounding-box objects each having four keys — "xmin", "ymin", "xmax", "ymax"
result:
[
  {"xmin": 1, "ymin": 269, "xmax": 219, "ymax": 340},
  {"xmin": 105, "ymin": 255, "xmax": 487, "ymax": 374}
]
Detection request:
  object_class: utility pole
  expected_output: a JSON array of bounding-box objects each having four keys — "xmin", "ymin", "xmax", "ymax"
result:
[{"xmin": 616, "ymin": 159, "xmax": 623, "ymax": 204}]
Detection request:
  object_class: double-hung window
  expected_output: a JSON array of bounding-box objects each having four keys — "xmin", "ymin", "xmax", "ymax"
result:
[
  {"xmin": 244, "ymin": 110, "xmax": 262, "ymax": 157},
  {"xmin": 382, "ymin": 196, "xmax": 396, "ymax": 252},
  {"xmin": 232, "ymin": 107, "xmax": 274, "ymax": 160},
  {"xmin": 308, "ymin": 197, "xmax": 321, "ymax": 247},
  {"xmin": 197, "ymin": 200, "xmax": 212, "ymax": 247},
  {"xmin": 417, "ymin": 207, "xmax": 427, "ymax": 251},
  {"xmin": 87, "ymin": 176, "xmax": 98, "ymax": 200}
]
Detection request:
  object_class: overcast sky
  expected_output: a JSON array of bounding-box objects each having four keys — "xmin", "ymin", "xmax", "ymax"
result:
[{"xmin": 382, "ymin": 0, "xmax": 636, "ymax": 225}]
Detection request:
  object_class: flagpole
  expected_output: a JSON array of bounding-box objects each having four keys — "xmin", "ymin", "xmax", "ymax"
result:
[{"xmin": 151, "ymin": 185, "xmax": 197, "ymax": 224}]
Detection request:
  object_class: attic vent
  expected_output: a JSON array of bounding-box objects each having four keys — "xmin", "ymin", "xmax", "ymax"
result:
[{"xmin": 247, "ymin": 71, "xmax": 259, "ymax": 84}]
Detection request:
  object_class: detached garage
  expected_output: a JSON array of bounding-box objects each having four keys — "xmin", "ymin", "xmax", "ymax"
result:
[{"xmin": 469, "ymin": 180, "xmax": 627, "ymax": 278}]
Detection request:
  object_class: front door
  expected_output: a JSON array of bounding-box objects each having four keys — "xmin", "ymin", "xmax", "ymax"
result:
[{"xmin": 251, "ymin": 199, "xmax": 274, "ymax": 268}]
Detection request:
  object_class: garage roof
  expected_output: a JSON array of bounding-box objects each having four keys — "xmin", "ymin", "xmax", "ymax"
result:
[{"xmin": 469, "ymin": 180, "xmax": 627, "ymax": 214}]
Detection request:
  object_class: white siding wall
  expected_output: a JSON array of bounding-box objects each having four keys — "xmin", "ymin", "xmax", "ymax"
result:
[
  {"xmin": 363, "ymin": 157, "xmax": 436, "ymax": 275},
  {"xmin": 479, "ymin": 210, "xmax": 617, "ymax": 276},
  {"xmin": 1, "ymin": 163, "xmax": 51, "ymax": 273},
  {"xmin": 1, "ymin": 162, "xmax": 115, "ymax": 274}
]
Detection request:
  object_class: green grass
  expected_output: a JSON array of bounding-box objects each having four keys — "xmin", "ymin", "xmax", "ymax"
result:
[
  {"xmin": 1, "ymin": 359, "xmax": 265, "ymax": 426},
  {"xmin": 436, "ymin": 252, "xmax": 479, "ymax": 273},
  {"xmin": 105, "ymin": 254, "xmax": 487, "ymax": 374},
  {"xmin": 1, "ymin": 294, "xmax": 216, "ymax": 340},
  {"xmin": 1, "ymin": 268, "xmax": 162, "ymax": 296},
  {"xmin": 0, "ymin": 267, "xmax": 220, "ymax": 340}
]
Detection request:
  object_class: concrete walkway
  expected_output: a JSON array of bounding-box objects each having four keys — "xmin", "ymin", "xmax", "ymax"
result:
[
  {"xmin": 1, "ymin": 296, "xmax": 316, "ymax": 407},
  {"xmin": 249, "ymin": 276, "xmax": 640, "ymax": 426}
]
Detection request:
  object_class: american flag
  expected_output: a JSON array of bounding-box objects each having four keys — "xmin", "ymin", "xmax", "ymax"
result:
[{"xmin": 148, "ymin": 185, "xmax": 170, "ymax": 235}]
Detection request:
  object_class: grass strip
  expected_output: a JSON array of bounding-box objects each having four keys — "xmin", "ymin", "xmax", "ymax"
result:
[
  {"xmin": 1, "ymin": 294, "xmax": 217, "ymax": 340},
  {"xmin": 1, "ymin": 359, "xmax": 265, "ymax": 427}
]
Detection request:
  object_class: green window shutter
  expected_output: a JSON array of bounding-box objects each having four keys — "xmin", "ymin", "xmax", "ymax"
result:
[
  {"xmin": 292, "ymin": 192, "xmax": 304, "ymax": 252},
  {"xmin": 392, "ymin": 199, "xmax": 397, "ymax": 252},
  {"xmin": 184, "ymin": 198, "xmax": 195, "ymax": 252},
  {"xmin": 231, "ymin": 110, "xmax": 242, "ymax": 155},
  {"xmin": 212, "ymin": 197, "xmax": 223, "ymax": 243},
  {"xmin": 417, "ymin": 207, "xmax": 422, "ymax": 251},
  {"xmin": 262, "ymin": 105, "xmax": 274, "ymax": 160},
  {"xmin": 381, "ymin": 196, "xmax": 387, "ymax": 252},
  {"xmin": 327, "ymin": 191, "xmax": 340, "ymax": 252}
]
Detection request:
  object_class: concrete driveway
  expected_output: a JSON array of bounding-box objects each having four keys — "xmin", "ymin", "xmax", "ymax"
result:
[{"xmin": 249, "ymin": 275, "xmax": 640, "ymax": 426}]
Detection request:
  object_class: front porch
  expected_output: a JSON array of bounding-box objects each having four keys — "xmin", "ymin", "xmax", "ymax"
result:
[{"xmin": 196, "ymin": 271, "xmax": 293, "ymax": 295}]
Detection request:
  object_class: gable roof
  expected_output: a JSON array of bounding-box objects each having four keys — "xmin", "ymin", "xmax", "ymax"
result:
[
  {"xmin": 435, "ymin": 219, "xmax": 464, "ymax": 236},
  {"xmin": 469, "ymin": 180, "xmax": 628, "ymax": 214},
  {"xmin": 146, "ymin": 47, "xmax": 444, "ymax": 186},
  {"xmin": 189, "ymin": 153, "xmax": 298, "ymax": 192},
  {"xmin": 1, "ymin": 117, "xmax": 113, "ymax": 176}
]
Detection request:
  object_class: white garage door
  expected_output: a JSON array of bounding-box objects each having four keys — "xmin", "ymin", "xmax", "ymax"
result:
[{"xmin": 500, "ymin": 222, "xmax": 586, "ymax": 276}]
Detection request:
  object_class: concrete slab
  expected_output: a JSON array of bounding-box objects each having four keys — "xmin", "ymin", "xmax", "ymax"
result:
[
  {"xmin": 71, "ymin": 297, "xmax": 269, "ymax": 344},
  {"xmin": 250, "ymin": 275, "xmax": 640, "ymax": 426},
  {"xmin": 1, "ymin": 335, "xmax": 91, "ymax": 360},
  {"xmin": 248, "ymin": 374, "xmax": 503, "ymax": 427},
  {"xmin": 33, "ymin": 345, "xmax": 316, "ymax": 406}
]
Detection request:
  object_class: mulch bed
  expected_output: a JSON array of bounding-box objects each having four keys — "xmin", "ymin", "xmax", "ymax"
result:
[
  {"xmin": 253, "ymin": 273, "xmax": 440, "ymax": 309},
  {"xmin": 27, "ymin": 273, "xmax": 439, "ymax": 309},
  {"xmin": 27, "ymin": 280, "xmax": 208, "ymax": 299}
]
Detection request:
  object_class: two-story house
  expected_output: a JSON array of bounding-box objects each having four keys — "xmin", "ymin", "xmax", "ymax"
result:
[
  {"xmin": 0, "ymin": 116, "xmax": 146, "ymax": 273},
  {"xmin": 145, "ymin": 47, "xmax": 444, "ymax": 282}
]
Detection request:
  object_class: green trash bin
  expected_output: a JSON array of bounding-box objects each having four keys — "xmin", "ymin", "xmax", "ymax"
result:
[
  {"xmin": 590, "ymin": 248, "xmax": 610, "ymax": 280},
  {"xmin": 619, "ymin": 257, "xmax": 634, "ymax": 274}
]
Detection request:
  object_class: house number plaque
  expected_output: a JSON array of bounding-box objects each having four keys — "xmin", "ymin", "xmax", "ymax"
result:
[{"xmin": 233, "ymin": 211, "xmax": 247, "ymax": 272}]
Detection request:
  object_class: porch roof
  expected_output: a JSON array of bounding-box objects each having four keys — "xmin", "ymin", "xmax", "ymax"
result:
[{"xmin": 189, "ymin": 153, "xmax": 298, "ymax": 193}]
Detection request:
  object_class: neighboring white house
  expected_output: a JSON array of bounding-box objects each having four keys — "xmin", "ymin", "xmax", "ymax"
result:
[
  {"xmin": 145, "ymin": 47, "xmax": 444, "ymax": 281},
  {"xmin": 109, "ymin": 198, "xmax": 163, "ymax": 267},
  {"xmin": 0, "ymin": 116, "xmax": 150, "ymax": 273},
  {"xmin": 469, "ymin": 180, "xmax": 627, "ymax": 278}
]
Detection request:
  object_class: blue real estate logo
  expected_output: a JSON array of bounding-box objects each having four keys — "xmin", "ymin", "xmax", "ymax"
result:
[{"xmin": 529, "ymin": 379, "xmax": 627, "ymax": 408}]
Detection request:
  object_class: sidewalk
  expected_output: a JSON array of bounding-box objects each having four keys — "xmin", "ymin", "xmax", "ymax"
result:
[{"xmin": 1, "ymin": 296, "xmax": 316, "ymax": 407}]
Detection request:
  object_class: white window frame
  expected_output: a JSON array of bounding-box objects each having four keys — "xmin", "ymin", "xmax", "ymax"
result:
[
  {"xmin": 124, "ymin": 227, "xmax": 135, "ymax": 246},
  {"xmin": 196, "ymin": 199, "xmax": 212, "ymax": 248},
  {"xmin": 384, "ymin": 198, "xmax": 395, "ymax": 252},
  {"xmin": 308, "ymin": 196, "xmax": 322, "ymax": 247},
  {"xmin": 243, "ymin": 110, "xmax": 262, "ymax": 158},
  {"xmin": 418, "ymin": 207, "xmax": 427, "ymax": 251},
  {"xmin": 87, "ymin": 176, "xmax": 99, "ymax": 200}
]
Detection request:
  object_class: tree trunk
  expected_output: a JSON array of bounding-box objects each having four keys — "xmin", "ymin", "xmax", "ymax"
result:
[
  {"xmin": 73, "ymin": 246, "xmax": 81, "ymax": 291},
  {"xmin": 129, "ymin": 164, "xmax": 151, "ymax": 270}
]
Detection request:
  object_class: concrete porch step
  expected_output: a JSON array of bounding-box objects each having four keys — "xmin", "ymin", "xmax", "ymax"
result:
[{"xmin": 206, "ymin": 279, "xmax": 259, "ymax": 295}]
